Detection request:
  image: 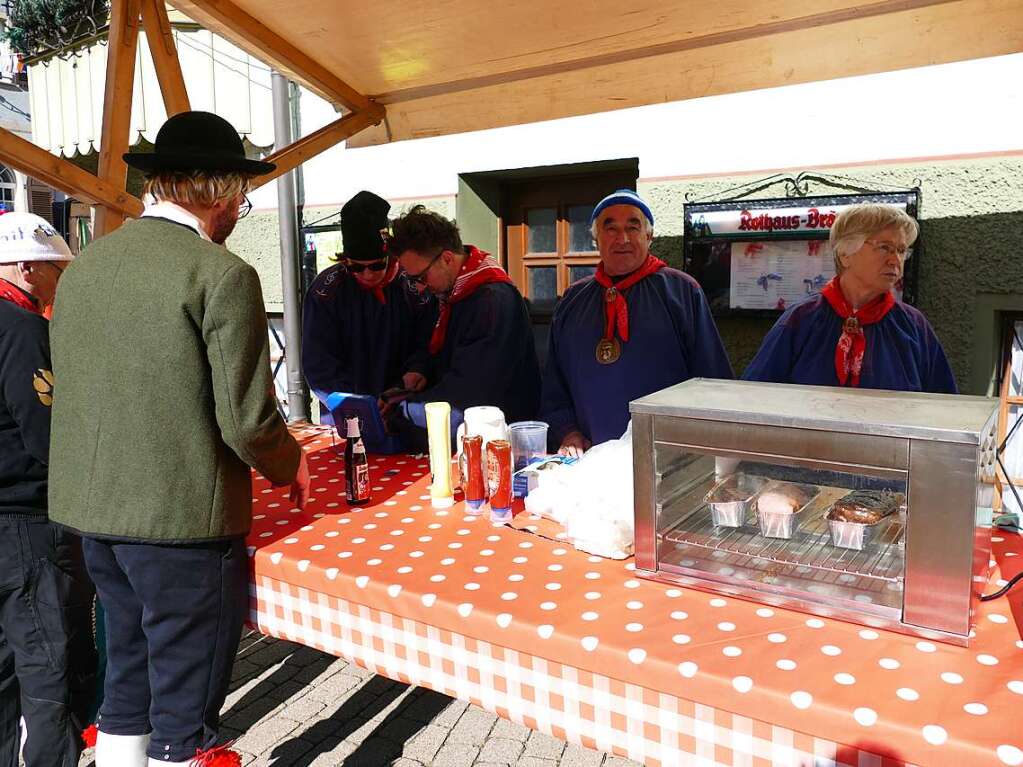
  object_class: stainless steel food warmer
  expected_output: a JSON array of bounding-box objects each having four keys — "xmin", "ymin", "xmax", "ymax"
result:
[{"xmin": 630, "ymin": 379, "xmax": 998, "ymax": 646}]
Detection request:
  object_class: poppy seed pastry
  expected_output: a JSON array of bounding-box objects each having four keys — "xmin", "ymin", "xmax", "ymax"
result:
[{"xmin": 827, "ymin": 489, "xmax": 904, "ymax": 524}]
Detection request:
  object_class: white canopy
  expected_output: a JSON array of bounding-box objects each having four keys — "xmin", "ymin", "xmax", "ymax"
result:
[{"xmin": 28, "ymin": 22, "xmax": 273, "ymax": 157}]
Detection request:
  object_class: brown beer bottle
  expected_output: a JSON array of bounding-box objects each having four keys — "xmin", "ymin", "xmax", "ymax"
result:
[{"xmin": 344, "ymin": 416, "xmax": 371, "ymax": 506}]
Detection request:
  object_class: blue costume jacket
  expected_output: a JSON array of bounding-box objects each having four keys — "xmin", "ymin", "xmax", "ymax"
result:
[
  {"xmin": 541, "ymin": 268, "xmax": 734, "ymax": 446},
  {"xmin": 402, "ymin": 281, "xmax": 542, "ymax": 426},
  {"xmin": 301, "ymin": 264, "xmax": 438, "ymax": 403},
  {"xmin": 742, "ymin": 293, "xmax": 957, "ymax": 393}
]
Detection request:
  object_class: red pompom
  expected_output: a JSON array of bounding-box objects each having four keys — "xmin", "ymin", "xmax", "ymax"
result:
[
  {"xmin": 192, "ymin": 745, "xmax": 242, "ymax": 767},
  {"xmin": 81, "ymin": 724, "xmax": 98, "ymax": 748}
]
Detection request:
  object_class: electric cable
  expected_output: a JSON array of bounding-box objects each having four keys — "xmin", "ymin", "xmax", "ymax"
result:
[{"xmin": 981, "ymin": 571, "xmax": 1023, "ymax": 602}]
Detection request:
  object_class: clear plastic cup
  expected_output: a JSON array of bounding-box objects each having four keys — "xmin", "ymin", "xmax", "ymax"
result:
[{"xmin": 509, "ymin": 421, "xmax": 549, "ymax": 472}]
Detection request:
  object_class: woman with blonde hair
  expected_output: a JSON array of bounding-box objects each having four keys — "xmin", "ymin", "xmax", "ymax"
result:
[{"xmin": 744, "ymin": 204, "xmax": 956, "ymax": 392}]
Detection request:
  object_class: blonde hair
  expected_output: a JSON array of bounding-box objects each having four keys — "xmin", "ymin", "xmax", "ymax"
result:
[
  {"xmin": 143, "ymin": 171, "xmax": 251, "ymax": 208},
  {"xmin": 829, "ymin": 204, "xmax": 918, "ymax": 274}
]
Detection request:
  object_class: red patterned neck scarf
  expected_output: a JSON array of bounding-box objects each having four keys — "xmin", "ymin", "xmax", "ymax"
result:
[
  {"xmin": 428, "ymin": 246, "xmax": 512, "ymax": 354},
  {"xmin": 354, "ymin": 259, "xmax": 400, "ymax": 305},
  {"xmin": 593, "ymin": 255, "xmax": 666, "ymax": 343},
  {"xmin": 0, "ymin": 278, "xmax": 41, "ymax": 316},
  {"xmin": 821, "ymin": 276, "xmax": 895, "ymax": 386}
]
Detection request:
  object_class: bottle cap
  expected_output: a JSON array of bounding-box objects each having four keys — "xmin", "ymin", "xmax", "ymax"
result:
[{"xmin": 346, "ymin": 416, "xmax": 361, "ymax": 438}]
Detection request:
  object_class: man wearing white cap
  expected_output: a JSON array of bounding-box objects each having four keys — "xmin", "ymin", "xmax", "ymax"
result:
[
  {"xmin": 0, "ymin": 212, "xmax": 73, "ymax": 316},
  {"xmin": 0, "ymin": 212, "xmax": 91, "ymax": 767}
]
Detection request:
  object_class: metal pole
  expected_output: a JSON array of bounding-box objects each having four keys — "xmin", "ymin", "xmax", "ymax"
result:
[{"xmin": 271, "ymin": 70, "xmax": 310, "ymax": 421}]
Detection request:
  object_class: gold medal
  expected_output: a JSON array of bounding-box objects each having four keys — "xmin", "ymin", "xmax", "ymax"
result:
[{"xmin": 595, "ymin": 337, "xmax": 621, "ymax": 365}]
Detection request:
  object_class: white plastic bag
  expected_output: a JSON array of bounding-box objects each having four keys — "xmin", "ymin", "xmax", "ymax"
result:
[{"xmin": 522, "ymin": 423, "xmax": 635, "ymax": 559}]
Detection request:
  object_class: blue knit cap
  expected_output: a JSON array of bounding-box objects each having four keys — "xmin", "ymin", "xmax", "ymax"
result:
[{"xmin": 589, "ymin": 189, "xmax": 654, "ymax": 227}]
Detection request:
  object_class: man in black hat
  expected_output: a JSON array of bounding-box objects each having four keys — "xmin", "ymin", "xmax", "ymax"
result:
[
  {"xmin": 47, "ymin": 111, "xmax": 309, "ymax": 766},
  {"xmin": 301, "ymin": 191, "xmax": 437, "ymax": 448}
]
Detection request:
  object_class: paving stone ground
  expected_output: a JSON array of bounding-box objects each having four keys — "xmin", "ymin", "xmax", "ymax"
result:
[{"xmin": 80, "ymin": 631, "xmax": 641, "ymax": 767}]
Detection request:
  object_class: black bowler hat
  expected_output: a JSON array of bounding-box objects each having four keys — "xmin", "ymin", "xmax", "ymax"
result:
[
  {"xmin": 340, "ymin": 191, "xmax": 391, "ymax": 261},
  {"xmin": 123, "ymin": 111, "xmax": 276, "ymax": 175}
]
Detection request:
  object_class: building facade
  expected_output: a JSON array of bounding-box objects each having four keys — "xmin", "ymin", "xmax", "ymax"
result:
[{"xmin": 232, "ymin": 53, "xmax": 1023, "ymax": 396}]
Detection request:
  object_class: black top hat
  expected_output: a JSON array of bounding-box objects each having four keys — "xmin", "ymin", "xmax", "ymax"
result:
[
  {"xmin": 123, "ymin": 111, "xmax": 276, "ymax": 175},
  {"xmin": 340, "ymin": 191, "xmax": 391, "ymax": 261}
]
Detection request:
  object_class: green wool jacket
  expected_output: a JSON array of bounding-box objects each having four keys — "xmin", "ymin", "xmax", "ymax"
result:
[{"xmin": 48, "ymin": 217, "xmax": 300, "ymax": 542}]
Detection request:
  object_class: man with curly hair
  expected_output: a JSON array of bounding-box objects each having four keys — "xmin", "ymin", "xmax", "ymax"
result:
[{"xmin": 385, "ymin": 205, "xmax": 540, "ymax": 444}]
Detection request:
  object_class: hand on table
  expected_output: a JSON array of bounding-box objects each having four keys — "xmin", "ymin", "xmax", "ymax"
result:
[
  {"xmin": 289, "ymin": 449, "xmax": 310, "ymax": 510},
  {"xmin": 401, "ymin": 372, "xmax": 427, "ymax": 392},
  {"xmin": 558, "ymin": 430, "xmax": 591, "ymax": 458}
]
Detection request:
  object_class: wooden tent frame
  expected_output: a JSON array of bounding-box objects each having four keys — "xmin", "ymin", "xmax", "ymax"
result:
[
  {"xmin": 0, "ymin": 0, "xmax": 384, "ymax": 233},
  {"xmin": 1, "ymin": 0, "xmax": 1019, "ymax": 233}
]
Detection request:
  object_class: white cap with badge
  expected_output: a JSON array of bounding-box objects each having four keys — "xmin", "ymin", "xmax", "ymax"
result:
[{"xmin": 0, "ymin": 212, "xmax": 74, "ymax": 264}]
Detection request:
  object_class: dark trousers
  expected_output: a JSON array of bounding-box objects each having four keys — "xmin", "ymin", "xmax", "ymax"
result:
[
  {"xmin": 0, "ymin": 518, "xmax": 94, "ymax": 767},
  {"xmin": 83, "ymin": 536, "xmax": 247, "ymax": 761}
]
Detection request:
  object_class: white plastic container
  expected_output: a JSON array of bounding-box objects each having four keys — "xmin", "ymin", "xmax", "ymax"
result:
[
  {"xmin": 826, "ymin": 516, "xmax": 875, "ymax": 550},
  {"xmin": 756, "ymin": 482, "xmax": 819, "ymax": 539},
  {"xmin": 704, "ymin": 474, "xmax": 766, "ymax": 527}
]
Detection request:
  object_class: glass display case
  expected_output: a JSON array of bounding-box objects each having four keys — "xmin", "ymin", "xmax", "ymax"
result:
[{"xmin": 631, "ymin": 380, "xmax": 998, "ymax": 646}]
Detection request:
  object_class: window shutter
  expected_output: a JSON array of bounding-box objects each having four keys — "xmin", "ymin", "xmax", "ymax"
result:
[{"xmin": 27, "ymin": 181, "xmax": 53, "ymax": 222}]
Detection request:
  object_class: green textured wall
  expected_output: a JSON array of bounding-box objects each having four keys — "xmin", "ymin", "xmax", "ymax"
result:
[
  {"xmin": 638, "ymin": 155, "xmax": 1023, "ymax": 391},
  {"xmin": 227, "ymin": 156, "xmax": 1021, "ymax": 393},
  {"xmin": 456, "ymin": 176, "xmax": 502, "ymax": 256}
]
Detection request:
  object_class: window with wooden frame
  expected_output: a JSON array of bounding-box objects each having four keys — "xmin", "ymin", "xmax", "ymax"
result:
[
  {"xmin": 502, "ymin": 167, "xmax": 637, "ymax": 310},
  {"xmin": 993, "ymin": 311, "xmax": 1023, "ymax": 512}
]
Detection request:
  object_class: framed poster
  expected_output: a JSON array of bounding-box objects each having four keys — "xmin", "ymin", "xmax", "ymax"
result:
[{"xmin": 683, "ymin": 190, "xmax": 921, "ymax": 316}]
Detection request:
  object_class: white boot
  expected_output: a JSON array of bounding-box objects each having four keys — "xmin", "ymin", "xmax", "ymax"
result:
[{"xmin": 95, "ymin": 731, "xmax": 151, "ymax": 767}]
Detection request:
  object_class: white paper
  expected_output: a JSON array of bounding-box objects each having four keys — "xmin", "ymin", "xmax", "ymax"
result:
[{"xmin": 729, "ymin": 240, "xmax": 833, "ymax": 311}]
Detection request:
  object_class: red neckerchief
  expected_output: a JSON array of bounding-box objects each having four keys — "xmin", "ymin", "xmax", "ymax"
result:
[
  {"xmin": 821, "ymin": 276, "xmax": 895, "ymax": 386},
  {"xmin": 428, "ymin": 246, "xmax": 512, "ymax": 354},
  {"xmin": 354, "ymin": 259, "xmax": 399, "ymax": 305},
  {"xmin": 593, "ymin": 255, "xmax": 666, "ymax": 343},
  {"xmin": 0, "ymin": 278, "xmax": 42, "ymax": 316}
]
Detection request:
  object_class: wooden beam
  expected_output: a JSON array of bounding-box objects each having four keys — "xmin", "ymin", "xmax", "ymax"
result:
[
  {"xmin": 250, "ymin": 107, "xmax": 385, "ymax": 189},
  {"xmin": 0, "ymin": 128, "xmax": 143, "ymax": 218},
  {"xmin": 141, "ymin": 0, "xmax": 191, "ymax": 116},
  {"xmin": 170, "ymin": 0, "xmax": 376, "ymax": 113},
  {"xmin": 95, "ymin": 0, "xmax": 143, "ymax": 237},
  {"xmin": 349, "ymin": 0, "xmax": 1023, "ymax": 146}
]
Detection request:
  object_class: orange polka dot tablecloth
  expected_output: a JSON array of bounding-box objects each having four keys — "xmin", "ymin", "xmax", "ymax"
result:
[{"xmin": 246, "ymin": 427, "xmax": 1023, "ymax": 767}]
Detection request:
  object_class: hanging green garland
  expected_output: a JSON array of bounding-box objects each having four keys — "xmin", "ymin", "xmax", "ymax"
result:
[{"xmin": 2, "ymin": 0, "xmax": 110, "ymax": 56}]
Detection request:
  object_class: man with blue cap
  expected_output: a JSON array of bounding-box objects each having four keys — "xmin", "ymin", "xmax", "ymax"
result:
[{"xmin": 541, "ymin": 189, "xmax": 733, "ymax": 455}]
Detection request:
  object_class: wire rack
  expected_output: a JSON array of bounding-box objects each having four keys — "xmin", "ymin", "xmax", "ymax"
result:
[{"xmin": 664, "ymin": 506, "xmax": 905, "ymax": 583}]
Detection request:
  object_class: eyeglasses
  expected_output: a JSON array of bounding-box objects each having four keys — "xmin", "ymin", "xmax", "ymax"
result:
[
  {"xmin": 866, "ymin": 239, "xmax": 911, "ymax": 259},
  {"xmin": 405, "ymin": 249, "xmax": 445, "ymax": 286},
  {"xmin": 39, "ymin": 260, "xmax": 68, "ymax": 274},
  {"xmin": 238, "ymin": 194, "xmax": 252, "ymax": 219},
  {"xmin": 345, "ymin": 258, "xmax": 389, "ymax": 273}
]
